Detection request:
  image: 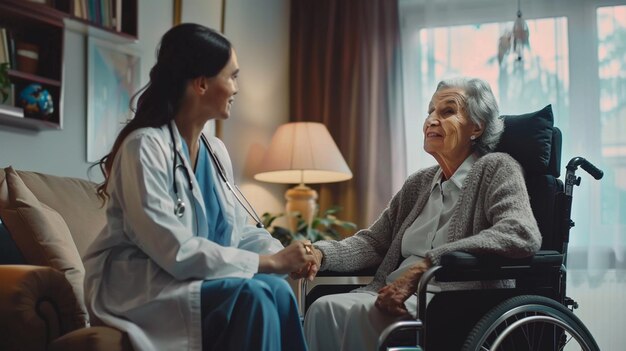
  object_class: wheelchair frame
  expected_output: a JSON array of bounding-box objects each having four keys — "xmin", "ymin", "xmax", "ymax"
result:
[{"xmin": 302, "ymin": 156, "xmax": 604, "ymax": 351}]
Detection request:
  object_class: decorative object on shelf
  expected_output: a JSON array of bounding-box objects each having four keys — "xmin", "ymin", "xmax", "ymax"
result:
[
  {"xmin": 87, "ymin": 37, "xmax": 141, "ymax": 162},
  {"xmin": 261, "ymin": 206, "xmax": 357, "ymax": 247},
  {"xmin": 254, "ymin": 122, "xmax": 353, "ymax": 233},
  {"xmin": 17, "ymin": 83, "xmax": 53, "ymax": 119},
  {"xmin": 0, "ymin": 62, "xmax": 10, "ymax": 103},
  {"xmin": 16, "ymin": 41, "xmax": 39, "ymax": 74}
]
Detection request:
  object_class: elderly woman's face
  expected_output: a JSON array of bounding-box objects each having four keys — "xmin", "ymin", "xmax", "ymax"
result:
[{"xmin": 423, "ymin": 87, "xmax": 478, "ymax": 159}]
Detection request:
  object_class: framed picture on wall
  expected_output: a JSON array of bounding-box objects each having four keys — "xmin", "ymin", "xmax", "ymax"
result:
[{"xmin": 87, "ymin": 37, "xmax": 141, "ymax": 162}]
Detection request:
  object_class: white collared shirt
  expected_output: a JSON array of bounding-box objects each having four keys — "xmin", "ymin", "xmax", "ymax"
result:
[{"xmin": 386, "ymin": 153, "xmax": 479, "ymax": 284}]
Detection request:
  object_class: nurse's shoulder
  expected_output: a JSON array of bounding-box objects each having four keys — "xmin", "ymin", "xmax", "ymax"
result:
[{"xmin": 116, "ymin": 125, "xmax": 171, "ymax": 165}]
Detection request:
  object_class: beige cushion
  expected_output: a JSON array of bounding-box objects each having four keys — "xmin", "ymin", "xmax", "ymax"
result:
[
  {"xmin": 14, "ymin": 170, "xmax": 107, "ymax": 256},
  {"xmin": 0, "ymin": 167, "xmax": 88, "ymax": 327}
]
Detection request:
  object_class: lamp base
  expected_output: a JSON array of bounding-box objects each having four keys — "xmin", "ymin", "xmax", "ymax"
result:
[{"xmin": 285, "ymin": 184, "xmax": 318, "ymax": 233}]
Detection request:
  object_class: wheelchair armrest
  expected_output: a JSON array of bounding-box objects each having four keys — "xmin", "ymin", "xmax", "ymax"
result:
[
  {"xmin": 415, "ymin": 250, "xmax": 564, "ymax": 337},
  {"xmin": 316, "ymin": 267, "xmax": 378, "ymax": 277},
  {"xmin": 434, "ymin": 250, "xmax": 564, "ymax": 282},
  {"xmin": 301, "ymin": 267, "xmax": 377, "ymax": 316}
]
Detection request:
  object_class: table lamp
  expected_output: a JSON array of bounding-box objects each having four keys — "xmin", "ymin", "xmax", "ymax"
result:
[{"xmin": 254, "ymin": 122, "xmax": 352, "ymax": 232}]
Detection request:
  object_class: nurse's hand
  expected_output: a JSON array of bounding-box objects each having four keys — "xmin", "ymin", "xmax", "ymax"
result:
[
  {"xmin": 258, "ymin": 241, "xmax": 316, "ymax": 275},
  {"xmin": 289, "ymin": 245, "xmax": 322, "ymax": 281}
]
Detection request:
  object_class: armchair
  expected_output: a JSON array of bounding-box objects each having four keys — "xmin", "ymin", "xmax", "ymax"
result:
[{"xmin": 0, "ymin": 167, "xmax": 132, "ymax": 351}]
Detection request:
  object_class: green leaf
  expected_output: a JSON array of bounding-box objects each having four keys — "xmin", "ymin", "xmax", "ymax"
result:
[
  {"xmin": 293, "ymin": 232, "xmax": 307, "ymax": 242},
  {"xmin": 308, "ymin": 229, "xmax": 322, "ymax": 242},
  {"xmin": 0, "ymin": 63, "xmax": 10, "ymax": 103},
  {"xmin": 318, "ymin": 219, "xmax": 332, "ymax": 228},
  {"xmin": 269, "ymin": 204, "xmax": 357, "ymax": 243},
  {"xmin": 324, "ymin": 206, "xmax": 342, "ymax": 215},
  {"xmin": 332, "ymin": 219, "xmax": 357, "ymax": 230},
  {"xmin": 320, "ymin": 230, "xmax": 337, "ymax": 241}
]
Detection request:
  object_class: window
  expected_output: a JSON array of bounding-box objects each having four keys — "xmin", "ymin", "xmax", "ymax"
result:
[
  {"xmin": 404, "ymin": 17, "xmax": 568, "ymax": 171},
  {"xmin": 400, "ymin": 0, "xmax": 625, "ymax": 255},
  {"xmin": 598, "ymin": 6, "xmax": 626, "ymax": 235}
]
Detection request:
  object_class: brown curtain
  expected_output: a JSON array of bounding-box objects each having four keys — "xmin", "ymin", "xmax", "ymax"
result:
[{"xmin": 290, "ymin": 0, "xmax": 406, "ymax": 230}]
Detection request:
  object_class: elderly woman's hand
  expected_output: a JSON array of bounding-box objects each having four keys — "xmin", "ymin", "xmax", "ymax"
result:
[
  {"xmin": 375, "ymin": 258, "xmax": 432, "ymax": 316},
  {"xmin": 375, "ymin": 279, "xmax": 414, "ymax": 316}
]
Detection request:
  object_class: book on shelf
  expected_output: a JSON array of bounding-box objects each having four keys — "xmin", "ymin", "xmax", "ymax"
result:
[
  {"xmin": 115, "ymin": 0, "xmax": 121, "ymax": 32},
  {"xmin": 7, "ymin": 83, "xmax": 15, "ymax": 106},
  {"xmin": 74, "ymin": 0, "xmax": 85, "ymax": 19},
  {"xmin": 0, "ymin": 27, "xmax": 8, "ymax": 65},
  {"xmin": 1, "ymin": 28, "xmax": 18, "ymax": 70},
  {"xmin": 7, "ymin": 29, "xmax": 16, "ymax": 69},
  {"xmin": 73, "ymin": 0, "xmax": 121, "ymax": 31}
]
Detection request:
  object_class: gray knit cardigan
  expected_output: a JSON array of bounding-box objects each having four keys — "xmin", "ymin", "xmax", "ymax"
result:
[{"xmin": 314, "ymin": 152, "xmax": 542, "ymax": 292}]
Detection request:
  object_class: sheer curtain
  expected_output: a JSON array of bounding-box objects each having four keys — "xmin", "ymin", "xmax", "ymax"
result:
[
  {"xmin": 399, "ymin": 0, "xmax": 626, "ymax": 348},
  {"xmin": 290, "ymin": 0, "xmax": 406, "ymax": 228}
]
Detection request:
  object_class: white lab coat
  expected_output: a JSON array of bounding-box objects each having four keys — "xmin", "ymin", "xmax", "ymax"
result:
[{"xmin": 82, "ymin": 120, "xmax": 284, "ymax": 351}]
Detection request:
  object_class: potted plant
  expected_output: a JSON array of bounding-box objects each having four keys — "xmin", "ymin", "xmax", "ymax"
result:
[
  {"xmin": 0, "ymin": 62, "xmax": 11, "ymax": 104},
  {"xmin": 262, "ymin": 206, "xmax": 357, "ymax": 247}
]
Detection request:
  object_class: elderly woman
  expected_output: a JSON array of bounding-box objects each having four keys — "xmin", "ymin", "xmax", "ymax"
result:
[{"xmin": 300, "ymin": 77, "xmax": 542, "ymax": 351}]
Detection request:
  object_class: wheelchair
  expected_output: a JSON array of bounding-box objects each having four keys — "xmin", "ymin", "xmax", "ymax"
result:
[{"xmin": 301, "ymin": 110, "xmax": 604, "ymax": 351}]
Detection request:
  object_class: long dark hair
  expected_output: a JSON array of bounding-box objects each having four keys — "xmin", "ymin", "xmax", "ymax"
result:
[{"xmin": 95, "ymin": 23, "xmax": 232, "ymax": 200}]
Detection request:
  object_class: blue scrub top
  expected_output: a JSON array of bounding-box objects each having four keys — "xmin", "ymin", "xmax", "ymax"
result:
[{"xmin": 181, "ymin": 138, "xmax": 232, "ymax": 246}]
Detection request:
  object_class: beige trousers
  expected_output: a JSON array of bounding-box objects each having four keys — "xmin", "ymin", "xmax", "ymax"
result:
[{"xmin": 303, "ymin": 292, "xmax": 418, "ymax": 351}]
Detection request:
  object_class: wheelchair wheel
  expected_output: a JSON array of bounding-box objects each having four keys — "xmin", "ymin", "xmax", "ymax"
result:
[{"xmin": 462, "ymin": 295, "xmax": 599, "ymax": 351}]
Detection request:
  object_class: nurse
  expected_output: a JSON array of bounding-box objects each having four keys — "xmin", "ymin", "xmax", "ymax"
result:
[{"xmin": 83, "ymin": 23, "xmax": 314, "ymax": 351}]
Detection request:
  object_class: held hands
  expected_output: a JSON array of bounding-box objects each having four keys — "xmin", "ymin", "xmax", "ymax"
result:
[
  {"xmin": 258, "ymin": 240, "xmax": 317, "ymax": 275},
  {"xmin": 375, "ymin": 258, "xmax": 432, "ymax": 317},
  {"xmin": 289, "ymin": 241, "xmax": 323, "ymax": 281}
]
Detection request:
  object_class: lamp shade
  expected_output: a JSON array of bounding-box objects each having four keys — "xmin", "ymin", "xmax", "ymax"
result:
[{"xmin": 254, "ymin": 122, "xmax": 352, "ymax": 184}]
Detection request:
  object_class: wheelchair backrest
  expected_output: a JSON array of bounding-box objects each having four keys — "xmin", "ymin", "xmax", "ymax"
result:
[{"xmin": 495, "ymin": 105, "xmax": 564, "ymax": 252}]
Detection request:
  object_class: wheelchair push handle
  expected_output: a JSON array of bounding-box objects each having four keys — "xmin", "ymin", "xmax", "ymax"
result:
[{"xmin": 567, "ymin": 157, "xmax": 603, "ymax": 180}]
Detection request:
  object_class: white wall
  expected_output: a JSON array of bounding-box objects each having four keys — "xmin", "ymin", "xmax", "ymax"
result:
[
  {"xmin": 222, "ymin": 0, "xmax": 291, "ymax": 217},
  {"xmin": 181, "ymin": 0, "xmax": 223, "ymax": 30},
  {"xmin": 176, "ymin": 0, "xmax": 290, "ymax": 217}
]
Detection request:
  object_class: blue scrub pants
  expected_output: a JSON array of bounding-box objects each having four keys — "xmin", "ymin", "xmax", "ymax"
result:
[{"xmin": 201, "ymin": 274, "xmax": 307, "ymax": 351}]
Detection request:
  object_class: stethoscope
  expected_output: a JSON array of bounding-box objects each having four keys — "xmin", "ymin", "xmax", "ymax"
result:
[{"xmin": 168, "ymin": 123, "xmax": 264, "ymax": 228}]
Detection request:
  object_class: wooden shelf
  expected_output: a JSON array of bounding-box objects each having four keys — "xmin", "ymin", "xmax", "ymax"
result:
[
  {"xmin": 0, "ymin": 104, "xmax": 60, "ymax": 131},
  {"xmin": 8, "ymin": 70, "xmax": 61, "ymax": 87},
  {"xmin": 0, "ymin": 0, "xmax": 65, "ymax": 27},
  {"xmin": 0, "ymin": 0, "xmax": 138, "ymax": 131},
  {"xmin": 64, "ymin": 17, "xmax": 137, "ymax": 44},
  {"xmin": 60, "ymin": 0, "xmax": 138, "ymax": 40}
]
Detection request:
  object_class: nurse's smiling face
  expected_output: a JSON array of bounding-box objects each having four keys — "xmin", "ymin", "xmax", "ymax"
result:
[{"xmin": 202, "ymin": 49, "xmax": 239, "ymax": 120}]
